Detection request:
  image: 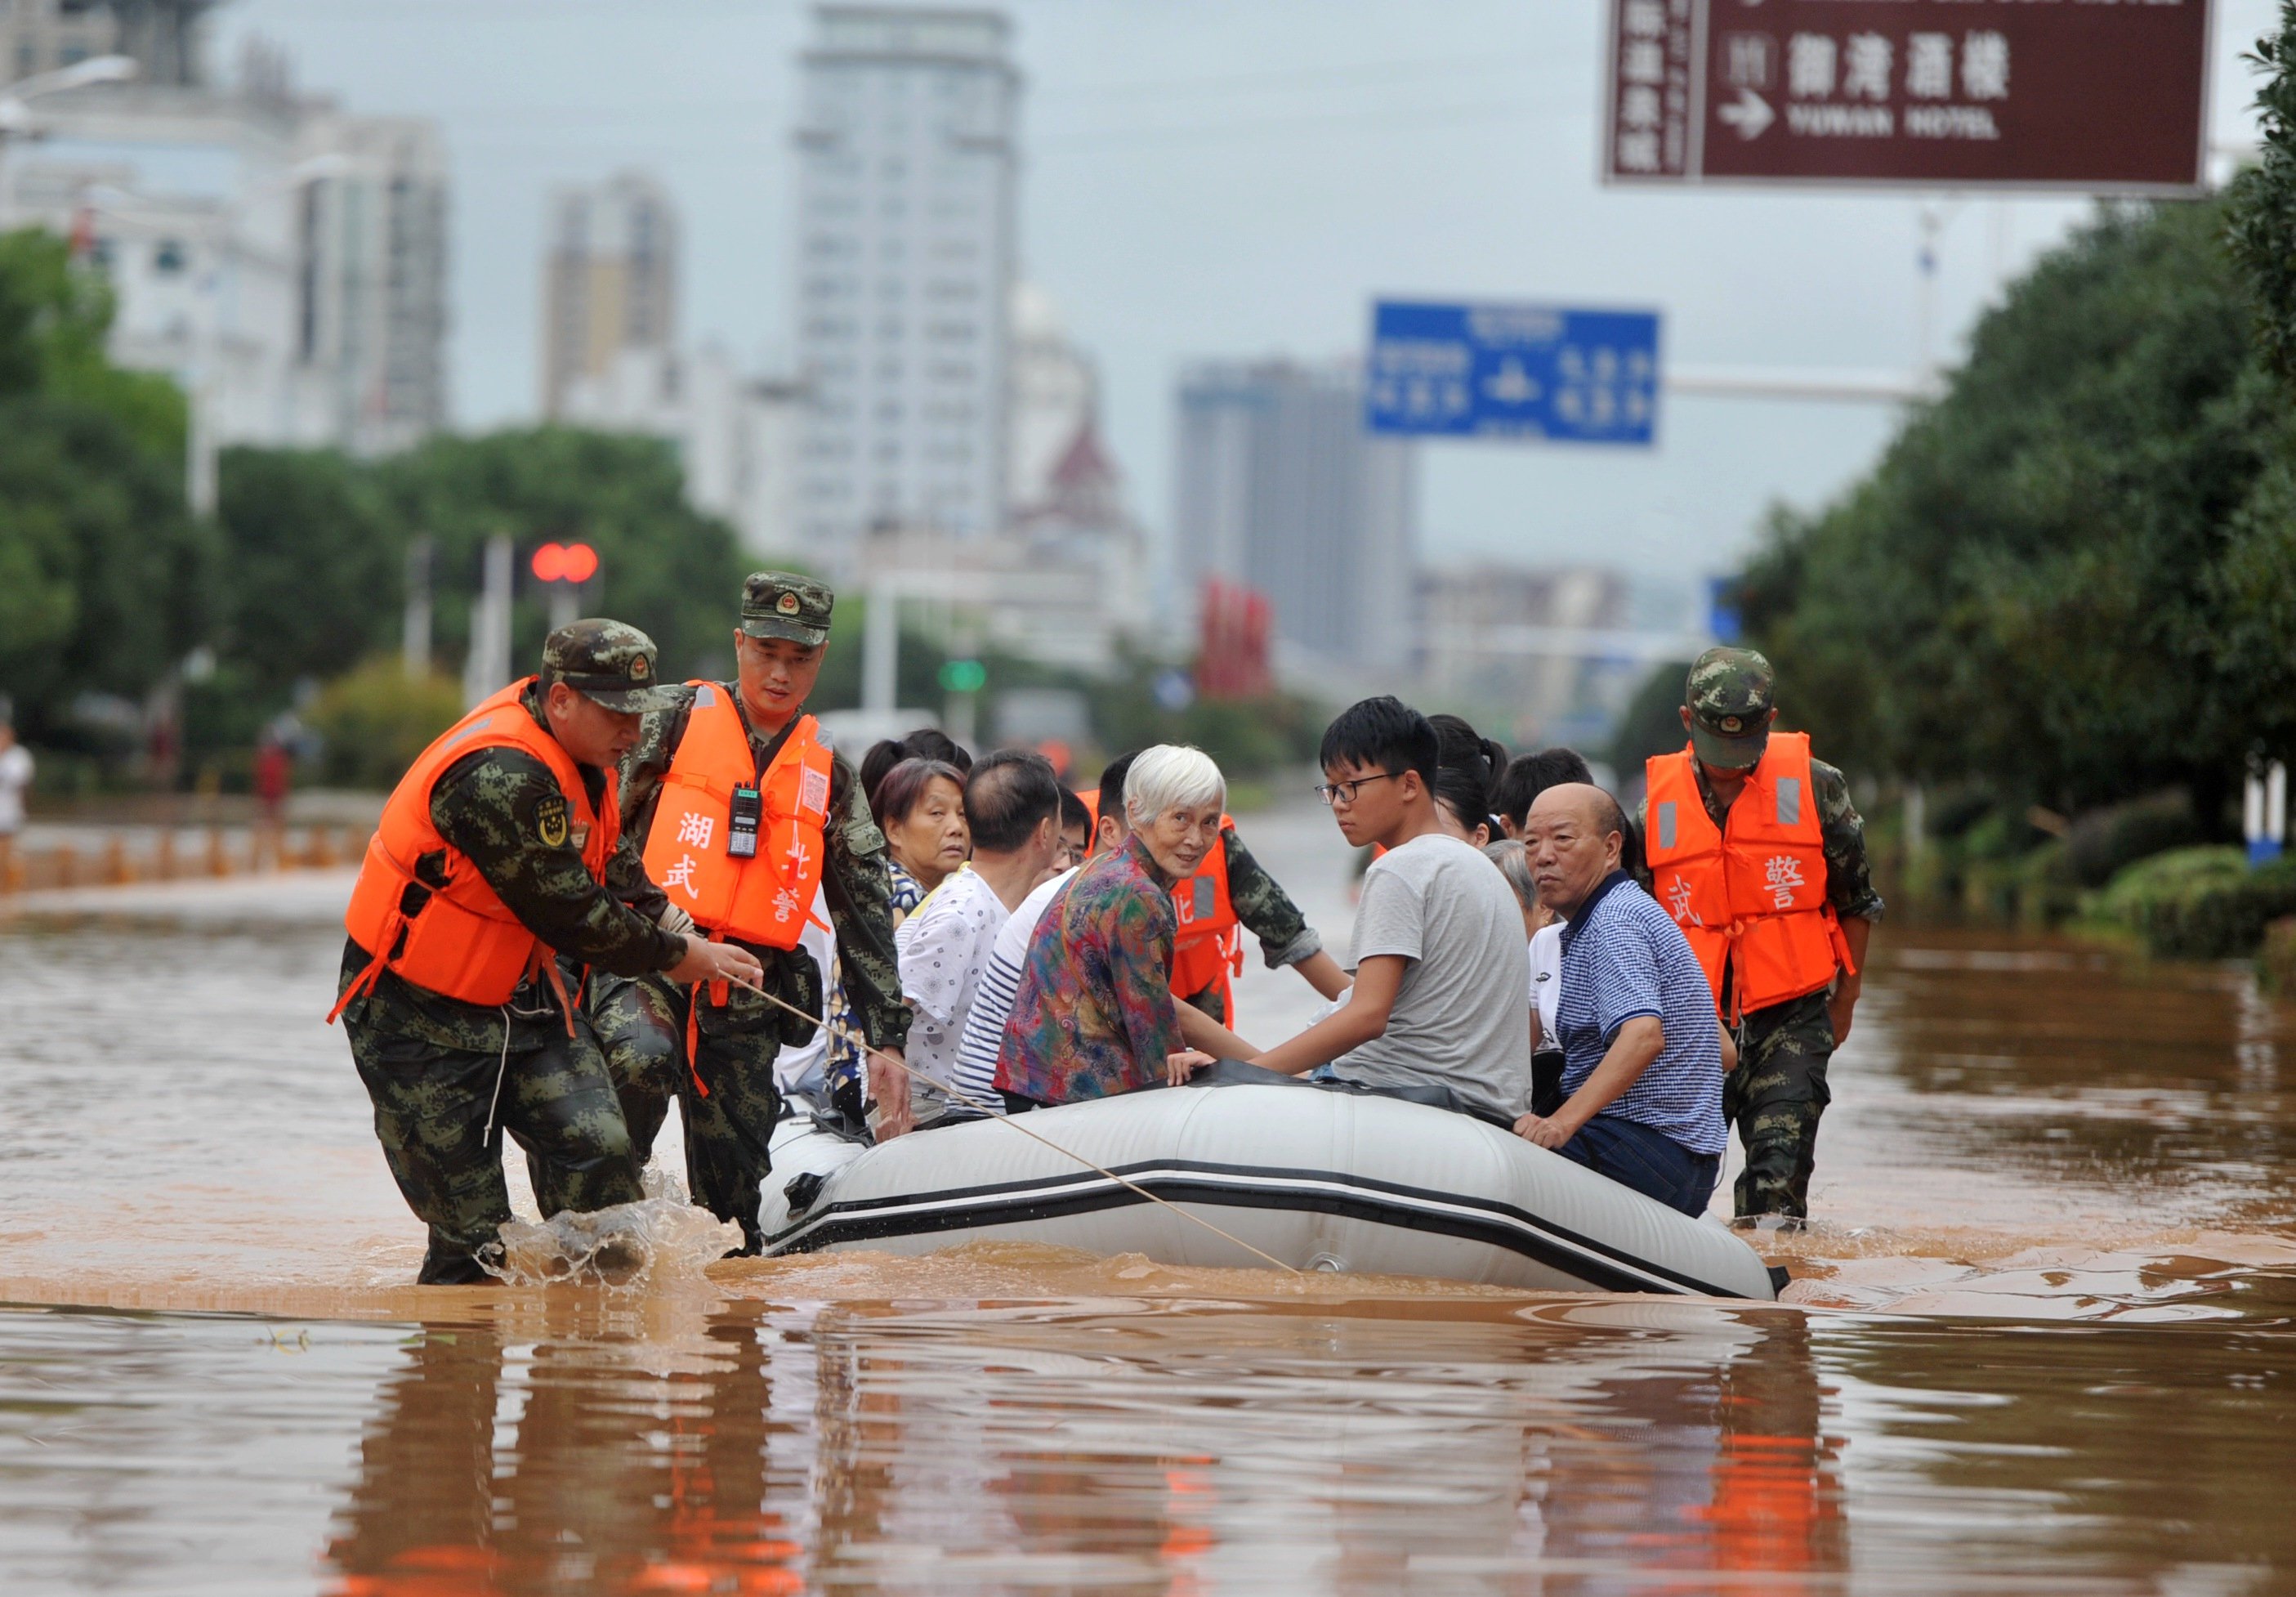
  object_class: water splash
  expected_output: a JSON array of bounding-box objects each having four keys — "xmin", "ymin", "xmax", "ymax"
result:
[{"xmin": 483, "ymin": 1170, "xmax": 741, "ymax": 1290}]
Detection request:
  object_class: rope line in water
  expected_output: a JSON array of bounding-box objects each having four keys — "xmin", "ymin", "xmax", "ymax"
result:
[{"xmin": 735, "ymin": 980, "xmax": 1305, "ymax": 1277}]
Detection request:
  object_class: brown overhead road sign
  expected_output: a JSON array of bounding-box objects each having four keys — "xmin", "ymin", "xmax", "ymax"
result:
[{"xmin": 1604, "ymin": 0, "xmax": 2213, "ymax": 193}]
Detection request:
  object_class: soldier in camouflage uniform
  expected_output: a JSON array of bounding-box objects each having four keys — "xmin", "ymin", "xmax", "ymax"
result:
[
  {"xmin": 1633, "ymin": 647, "xmax": 1883, "ymax": 1227},
  {"xmin": 335, "ymin": 622, "xmax": 764, "ymax": 1284},
  {"xmin": 590, "ymin": 573, "xmax": 912, "ymax": 1250}
]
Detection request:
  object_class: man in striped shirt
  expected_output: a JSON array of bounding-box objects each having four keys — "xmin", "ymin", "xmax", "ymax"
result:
[{"xmin": 1517, "ymin": 783, "xmax": 1726, "ymax": 1216}]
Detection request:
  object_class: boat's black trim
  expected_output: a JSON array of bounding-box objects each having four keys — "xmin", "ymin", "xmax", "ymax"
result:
[{"xmin": 765, "ymin": 1159, "xmax": 1760, "ymax": 1299}]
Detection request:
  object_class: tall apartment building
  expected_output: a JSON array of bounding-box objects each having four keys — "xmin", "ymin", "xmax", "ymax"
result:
[
  {"xmin": 793, "ymin": 5, "xmax": 1019, "ymax": 570},
  {"xmin": 539, "ymin": 172, "xmax": 678, "ymax": 418},
  {"xmin": 1172, "ymin": 361, "xmax": 1419, "ymax": 674},
  {"xmin": 2, "ymin": 0, "xmax": 214, "ymax": 87},
  {"xmin": 1, "ymin": 46, "xmax": 451, "ymax": 462},
  {"xmin": 297, "ymin": 110, "xmax": 451, "ymax": 451}
]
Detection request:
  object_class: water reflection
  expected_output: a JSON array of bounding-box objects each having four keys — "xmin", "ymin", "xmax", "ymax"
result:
[
  {"xmin": 326, "ymin": 1301, "xmax": 801, "ymax": 1596},
  {"xmin": 313, "ymin": 1295, "xmax": 1851, "ymax": 1595}
]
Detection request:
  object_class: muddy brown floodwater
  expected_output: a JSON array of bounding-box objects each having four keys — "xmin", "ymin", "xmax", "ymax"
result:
[{"xmin": 3, "ymin": 803, "xmax": 2295, "ymax": 1594}]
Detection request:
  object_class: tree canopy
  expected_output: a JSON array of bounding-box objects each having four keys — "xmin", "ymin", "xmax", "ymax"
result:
[{"xmin": 1735, "ymin": 194, "xmax": 2287, "ymax": 823}]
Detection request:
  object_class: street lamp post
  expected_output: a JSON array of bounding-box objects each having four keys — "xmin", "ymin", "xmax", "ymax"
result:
[{"xmin": 0, "ymin": 55, "xmax": 140, "ymax": 225}]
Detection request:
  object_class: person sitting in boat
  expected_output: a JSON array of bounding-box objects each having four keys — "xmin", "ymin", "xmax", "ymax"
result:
[
  {"xmin": 891, "ymin": 750, "xmax": 1065, "ymax": 1132},
  {"xmin": 1515, "ymin": 782, "xmax": 1726, "ymax": 1217},
  {"xmin": 993, "ymin": 745, "xmax": 1235, "ymax": 1112},
  {"xmin": 1055, "ymin": 787, "xmax": 1092, "ymax": 871},
  {"xmin": 1248, "ymin": 698, "xmax": 1534, "ymax": 1124},
  {"xmin": 1079, "ymin": 749, "xmax": 1352, "ymax": 1030}
]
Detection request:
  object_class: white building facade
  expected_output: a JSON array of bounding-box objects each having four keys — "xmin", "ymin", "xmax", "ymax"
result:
[
  {"xmin": 793, "ymin": 5, "xmax": 1018, "ymax": 572},
  {"xmin": 0, "ymin": 75, "xmax": 449, "ymax": 469}
]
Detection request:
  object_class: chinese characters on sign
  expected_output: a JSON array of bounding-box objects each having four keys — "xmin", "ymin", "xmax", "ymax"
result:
[
  {"xmin": 1365, "ymin": 300, "xmax": 1660, "ymax": 446},
  {"xmin": 1606, "ymin": 0, "xmax": 2210, "ymax": 191}
]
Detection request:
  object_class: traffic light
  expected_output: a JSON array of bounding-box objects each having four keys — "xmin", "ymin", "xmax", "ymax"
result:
[
  {"xmin": 937, "ymin": 659, "xmax": 986, "ymax": 694},
  {"xmin": 529, "ymin": 542, "xmax": 599, "ymax": 584}
]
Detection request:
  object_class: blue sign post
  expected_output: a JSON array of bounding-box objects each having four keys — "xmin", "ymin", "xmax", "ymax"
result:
[{"xmin": 1365, "ymin": 299, "xmax": 1661, "ymax": 445}]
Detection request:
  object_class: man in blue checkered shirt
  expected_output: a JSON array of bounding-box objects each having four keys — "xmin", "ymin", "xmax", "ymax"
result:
[{"xmin": 1516, "ymin": 783, "xmax": 1726, "ymax": 1215}]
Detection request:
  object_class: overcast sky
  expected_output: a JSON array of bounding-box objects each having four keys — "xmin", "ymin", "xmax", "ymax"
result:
[{"xmin": 217, "ymin": 0, "xmax": 2275, "ymax": 601}]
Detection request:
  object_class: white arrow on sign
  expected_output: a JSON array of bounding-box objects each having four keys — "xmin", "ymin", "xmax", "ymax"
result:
[
  {"xmin": 1718, "ymin": 88, "xmax": 1774, "ymax": 141},
  {"xmin": 1485, "ymin": 358, "xmax": 1540, "ymax": 406}
]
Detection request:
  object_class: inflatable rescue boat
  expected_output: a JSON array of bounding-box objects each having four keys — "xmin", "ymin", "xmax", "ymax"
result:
[{"xmin": 760, "ymin": 1070, "xmax": 1780, "ymax": 1300}]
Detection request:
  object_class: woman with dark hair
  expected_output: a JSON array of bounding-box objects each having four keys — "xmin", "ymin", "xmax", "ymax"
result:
[
  {"xmin": 1427, "ymin": 713, "xmax": 1506, "ymax": 847},
  {"xmin": 827, "ymin": 753, "xmax": 968, "ymax": 1112},
  {"xmin": 861, "ymin": 728, "xmax": 972, "ymax": 812},
  {"xmin": 868, "ymin": 757, "xmax": 970, "ymax": 905}
]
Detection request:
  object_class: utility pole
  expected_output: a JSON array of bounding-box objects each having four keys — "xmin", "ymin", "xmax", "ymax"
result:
[
  {"xmin": 401, "ymin": 537, "xmax": 432, "ymax": 679},
  {"xmin": 863, "ymin": 585, "xmax": 898, "ymax": 714},
  {"xmin": 462, "ymin": 535, "xmax": 514, "ymax": 709}
]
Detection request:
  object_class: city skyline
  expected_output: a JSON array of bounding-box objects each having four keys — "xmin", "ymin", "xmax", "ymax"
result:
[{"xmin": 145, "ymin": 0, "xmax": 2289, "ymax": 584}]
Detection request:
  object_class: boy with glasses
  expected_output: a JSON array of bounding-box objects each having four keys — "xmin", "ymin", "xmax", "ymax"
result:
[{"xmin": 1252, "ymin": 697, "xmax": 1533, "ymax": 1122}]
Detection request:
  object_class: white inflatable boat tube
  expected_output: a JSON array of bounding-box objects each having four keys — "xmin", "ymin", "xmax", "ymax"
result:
[{"xmin": 760, "ymin": 1082, "xmax": 1778, "ymax": 1300}]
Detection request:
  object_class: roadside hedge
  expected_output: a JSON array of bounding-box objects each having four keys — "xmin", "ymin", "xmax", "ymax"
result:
[{"xmin": 2092, "ymin": 845, "xmax": 2296, "ymax": 958}]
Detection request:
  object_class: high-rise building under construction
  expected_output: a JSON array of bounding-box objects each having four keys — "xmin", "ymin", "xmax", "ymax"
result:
[{"xmin": 539, "ymin": 172, "xmax": 679, "ymax": 419}]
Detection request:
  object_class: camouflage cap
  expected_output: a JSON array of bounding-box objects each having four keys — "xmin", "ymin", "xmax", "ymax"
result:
[
  {"xmin": 541, "ymin": 619, "xmax": 685, "ymax": 713},
  {"xmin": 739, "ymin": 571, "xmax": 833, "ymax": 646},
  {"xmin": 1684, "ymin": 646, "xmax": 1776, "ymax": 771}
]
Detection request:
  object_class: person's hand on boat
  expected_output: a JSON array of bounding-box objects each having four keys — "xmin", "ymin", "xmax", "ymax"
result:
[
  {"xmin": 1164, "ymin": 1049, "xmax": 1216, "ymax": 1087},
  {"xmin": 868, "ymin": 1047, "xmax": 913, "ymax": 1141},
  {"xmin": 669, "ymin": 935, "xmax": 765, "ymax": 993},
  {"xmin": 1512, "ymin": 1111, "xmax": 1580, "ymax": 1151}
]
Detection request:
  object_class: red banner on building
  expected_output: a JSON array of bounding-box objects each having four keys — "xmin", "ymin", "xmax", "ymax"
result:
[
  {"xmin": 1196, "ymin": 578, "xmax": 1272, "ymax": 702},
  {"xmin": 1603, "ymin": 0, "xmax": 2211, "ymax": 193}
]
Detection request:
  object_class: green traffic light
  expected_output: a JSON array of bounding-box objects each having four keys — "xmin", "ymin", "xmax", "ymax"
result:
[{"xmin": 938, "ymin": 660, "xmax": 987, "ymax": 693}]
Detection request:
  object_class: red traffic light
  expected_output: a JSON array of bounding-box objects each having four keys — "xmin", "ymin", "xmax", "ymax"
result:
[{"xmin": 530, "ymin": 542, "xmax": 598, "ymax": 584}]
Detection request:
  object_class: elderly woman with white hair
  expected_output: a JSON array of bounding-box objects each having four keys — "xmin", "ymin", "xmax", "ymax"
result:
[{"xmin": 993, "ymin": 745, "xmax": 1229, "ymax": 1109}]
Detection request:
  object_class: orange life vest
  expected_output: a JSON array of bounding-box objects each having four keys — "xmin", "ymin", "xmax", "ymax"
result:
[
  {"xmin": 331, "ymin": 678, "xmax": 617, "ymax": 1020},
  {"xmin": 640, "ymin": 682, "xmax": 833, "ymax": 950},
  {"xmin": 1643, "ymin": 733, "xmax": 1854, "ymax": 1020},
  {"xmin": 1081, "ymin": 790, "xmax": 1244, "ymax": 1013},
  {"xmin": 1168, "ymin": 821, "xmax": 1243, "ymax": 1006}
]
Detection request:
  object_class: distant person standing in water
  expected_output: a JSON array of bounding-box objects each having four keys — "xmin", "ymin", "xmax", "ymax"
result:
[
  {"xmin": 0, "ymin": 703, "xmax": 29, "ymax": 891},
  {"xmin": 1636, "ymin": 647, "xmax": 1882, "ymax": 1230}
]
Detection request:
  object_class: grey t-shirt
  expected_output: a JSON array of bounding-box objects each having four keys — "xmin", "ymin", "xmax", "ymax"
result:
[{"xmin": 1328, "ymin": 833, "xmax": 1533, "ymax": 1121}]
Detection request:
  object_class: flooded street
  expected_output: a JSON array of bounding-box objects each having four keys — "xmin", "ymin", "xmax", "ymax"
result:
[{"xmin": 5, "ymin": 802, "xmax": 2296, "ymax": 1593}]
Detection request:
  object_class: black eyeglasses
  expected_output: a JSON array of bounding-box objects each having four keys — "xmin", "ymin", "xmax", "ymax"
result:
[{"xmin": 1314, "ymin": 772, "xmax": 1399, "ymax": 807}]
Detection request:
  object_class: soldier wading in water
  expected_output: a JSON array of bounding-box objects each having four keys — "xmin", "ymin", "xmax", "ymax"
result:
[
  {"xmin": 1636, "ymin": 647, "xmax": 1883, "ymax": 1229},
  {"xmin": 331, "ymin": 623, "xmax": 762, "ymax": 1284},
  {"xmin": 590, "ymin": 573, "xmax": 912, "ymax": 1254}
]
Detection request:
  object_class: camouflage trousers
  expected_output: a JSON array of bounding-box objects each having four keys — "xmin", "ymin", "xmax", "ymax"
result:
[
  {"xmin": 1722, "ymin": 991, "xmax": 1835, "ymax": 1222},
  {"xmin": 345, "ymin": 1011, "xmax": 643, "ymax": 1285},
  {"xmin": 587, "ymin": 971, "xmax": 793, "ymax": 1254}
]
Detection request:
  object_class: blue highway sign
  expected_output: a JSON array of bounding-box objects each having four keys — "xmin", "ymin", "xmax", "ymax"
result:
[{"xmin": 1365, "ymin": 299, "xmax": 1660, "ymax": 445}]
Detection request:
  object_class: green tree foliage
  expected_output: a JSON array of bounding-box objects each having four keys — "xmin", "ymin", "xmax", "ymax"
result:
[
  {"xmin": 1737, "ymin": 196, "xmax": 2279, "ymax": 820},
  {"xmin": 371, "ymin": 428, "xmax": 753, "ymax": 688},
  {"xmin": 214, "ymin": 446, "xmax": 402, "ymax": 691},
  {"xmin": 2227, "ymin": 2, "xmax": 2296, "ymax": 394},
  {"xmin": 1609, "ymin": 659, "xmax": 1696, "ymax": 779},
  {"xmin": 0, "ymin": 228, "xmax": 185, "ymax": 457},
  {"xmin": 0, "ymin": 402, "xmax": 211, "ymax": 733},
  {"xmin": 0, "ymin": 230, "xmax": 205, "ymax": 743},
  {"xmin": 303, "ymin": 658, "xmax": 465, "ymax": 790}
]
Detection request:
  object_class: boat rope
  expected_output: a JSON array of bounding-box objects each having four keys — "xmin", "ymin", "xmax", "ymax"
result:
[{"xmin": 736, "ymin": 980, "xmax": 1305, "ymax": 1276}]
